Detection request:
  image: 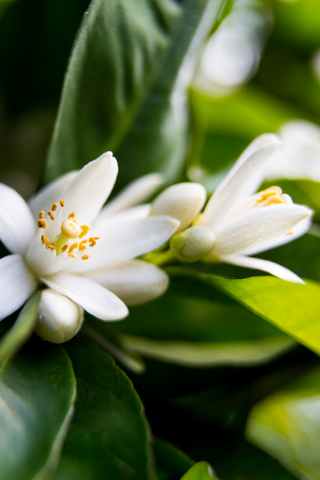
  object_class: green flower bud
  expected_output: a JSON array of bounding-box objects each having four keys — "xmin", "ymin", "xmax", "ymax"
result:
[{"xmin": 170, "ymin": 226, "xmax": 216, "ymax": 262}]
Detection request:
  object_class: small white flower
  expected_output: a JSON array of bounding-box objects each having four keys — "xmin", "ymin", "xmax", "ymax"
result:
[
  {"xmin": 266, "ymin": 120, "xmax": 320, "ymax": 181},
  {"xmin": 0, "ymin": 152, "xmax": 179, "ymax": 335},
  {"xmin": 182, "ymin": 134, "xmax": 312, "ymax": 282}
]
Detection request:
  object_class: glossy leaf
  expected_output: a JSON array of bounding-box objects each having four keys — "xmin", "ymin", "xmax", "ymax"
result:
[
  {"xmin": 44, "ymin": 0, "xmax": 225, "ymax": 191},
  {"xmin": 169, "ymin": 268, "xmax": 320, "ymax": 356},
  {"xmin": 108, "ymin": 274, "xmax": 294, "ymax": 368},
  {"xmin": 246, "ymin": 366, "xmax": 320, "ymax": 480},
  {"xmin": 0, "ymin": 338, "xmax": 76, "ymax": 480},
  {"xmin": 57, "ymin": 337, "xmax": 156, "ymax": 480},
  {"xmin": 0, "ymin": 291, "xmax": 40, "ymax": 372},
  {"xmin": 181, "ymin": 462, "xmax": 218, "ymax": 480}
]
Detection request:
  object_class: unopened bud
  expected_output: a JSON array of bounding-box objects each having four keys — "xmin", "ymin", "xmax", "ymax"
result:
[
  {"xmin": 170, "ymin": 226, "xmax": 216, "ymax": 262},
  {"xmin": 151, "ymin": 183, "xmax": 206, "ymax": 233},
  {"xmin": 35, "ymin": 289, "xmax": 84, "ymax": 344}
]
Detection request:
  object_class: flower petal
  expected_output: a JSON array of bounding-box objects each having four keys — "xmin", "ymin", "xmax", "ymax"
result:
[
  {"xmin": 94, "ymin": 204, "xmax": 151, "ymax": 229},
  {"xmin": 243, "ymin": 217, "xmax": 312, "ymax": 256},
  {"xmin": 98, "ymin": 173, "xmax": 163, "ymax": 221},
  {"xmin": 28, "ymin": 171, "xmax": 78, "ymax": 220},
  {"xmin": 198, "ymin": 137, "xmax": 281, "ymax": 230},
  {"xmin": 213, "ymin": 204, "xmax": 312, "ymax": 256},
  {"xmin": 0, "ymin": 255, "xmax": 38, "ymax": 321},
  {"xmin": 41, "ymin": 273, "xmax": 128, "ymax": 321},
  {"xmin": 0, "ymin": 183, "xmax": 36, "ymax": 254},
  {"xmin": 64, "ymin": 216, "xmax": 180, "ymax": 273},
  {"xmin": 62, "ymin": 152, "xmax": 118, "ymax": 226},
  {"xmin": 220, "ymin": 254, "xmax": 304, "ymax": 284},
  {"xmin": 86, "ymin": 260, "xmax": 169, "ymax": 306},
  {"xmin": 151, "ymin": 183, "xmax": 207, "ymax": 232}
]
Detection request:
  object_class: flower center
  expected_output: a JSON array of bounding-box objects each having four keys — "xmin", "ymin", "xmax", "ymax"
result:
[
  {"xmin": 37, "ymin": 200, "xmax": 99, "ymax": 260},
  {"xmin": 254, "ymin": 186, "xmax": 292, "ymax": 207}
]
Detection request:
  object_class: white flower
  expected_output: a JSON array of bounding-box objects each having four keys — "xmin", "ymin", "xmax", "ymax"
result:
[
  {"xmin": 266, "ymin": 120, "xmax": 320, "ymax": 181},
  {"xmin": 0, "ymin": 152, "xmax": 179, "ymax": 335},
  {"xmin": 180, "ymin": 134, "xmax": 312, "ymax": 283}
]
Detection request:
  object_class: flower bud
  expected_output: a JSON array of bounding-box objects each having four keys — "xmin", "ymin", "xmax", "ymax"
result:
[
  {"xmin": 170, "ymin": 226, "xmax": 216, "ymax": 262},
  {"xmin": 151, "ymin": 183, "xmax": 206, "ymax": 233},
  {"xmin": 35, "ymin": 289, "xmax": 84, "ymax": 344}
]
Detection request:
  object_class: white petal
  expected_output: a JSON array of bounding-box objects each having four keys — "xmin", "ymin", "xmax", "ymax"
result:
[
  {"xmin": 86, "ymin": 260, "xmax": 169, "ymax": 306},
  {"xmin": 94, "ymin": 204, "xmax": 151, "ymax": 229},
  {"xmin": 213, "ymin": 204, "xmax": 311, "ymax": 256},
  {"xmin": 41, "ymin": 273, "xmax": 128, "ymax": 321},
  {"xmin": 98, "ymin": 173, "xmax": 163, "ymax": 220},
  {"xmin": 35, "ymin": 289, "xmax": 84, "ymax": 344},
  {"xmin": 243, "ymin": 217, "xmax": 312, "ymax": 256},
  {"xmin": 199, "ymin": 138, "xmax": 281, "ymax": 230},
  {"xmin": 220, "ymin": 254, "xmax": 304, "ymax": 284},
  {"xmin": 0, "ymin": 183, "xmax": 36, "ymax": 255},
  {"xmin": 26, "ymin": 231, "xmax": 71, "ymax": 277},
  {"xmin": 62, "ymin": 152, "xmax": 118, "ymax": 226},
  {"xmin": 28, "ymin": 171, "xmax": 78, "ymax": 220},
  {"xmin": 0, "ymin": 255, "xmax": 38, "ymax": 321},
  {"xmin": 214, "ymin": 134, "xmax": 281, "ymax": 197},
  {"xmin": 64, "ymin": 216, "xmax": 180, "ymax": 273},
  {"xmin": 151, "ymin": 183, "xmax": 206, "ymax": 232}
]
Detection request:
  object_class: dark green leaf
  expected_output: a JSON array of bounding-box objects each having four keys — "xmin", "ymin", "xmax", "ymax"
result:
[
  {"xmin": 154, "ymin": 437, "xmax": 193, "ymax": 480},
  {"xmin": 0, "ymin": 291, "xmax": 40, "ymax": 372},
  {"xmin": 181, "ymin": 462, "xmax": 218, "ymax": 479},
  {"xmin": 44, "ymin": 0, "xmax": 225, "ymax": 190},
  {"xmin": 169, "ymin": 268, "xmax": 320, "ymax": 356},
  {"xmin": 0, "ymin": 338, "xmax": 76, "ymax": 480},
  {"xmin": 57, "ymin": 337, "xmax": 156, "ymax": 480},
  {"xmin": 107, "ymin": 274, "xmax": 293, "ymax": 368},
  {"xmin": 246, "ymin": 366, "xmax": 320, "ymax": 480}
]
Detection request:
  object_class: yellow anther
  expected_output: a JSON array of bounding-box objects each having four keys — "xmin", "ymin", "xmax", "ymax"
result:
[
  {"xmin": 81, "ymin": 255, "xmax": 90, "ymax": 260},
  {"xmin": 89, "ymin": 239, "xmax": 97, "ymax": 247},
  {"xmin": 61, "ymin": 219, "xmax": 81, "ymax": 239},
  {"xmin": 79, "ymin": 244, "xmax": 86, "ymax": 251},
  {"xmin": 68, "ymin": 243, "xmax": 79, "ymax": 253},
  {"xmin": 61, "ymin": 244, "xmax": 69, "ymax": 253},
  {"xmin": 47, "ymin": 211, "xmax": 55, "ymax": 220},
  {"xmin": 41, "ymin": 235, "xmax": 50, "ymax": 246},
  {"xmin": 39, "ymin": 211, "xmax": 45, "ymax": 219},
  {"xmin": 41, "ymin": 234, "xmax": 45, "ymax": 243},
  {"xmin": 68, "ymin": 252, "xmax": 77, "ymax": 259},
  {"xmin": 286, "ymin": 231, "xmax": 294, "ymax": 236},
  {"xmin": 60, "ymin": 200, "xmax": 65, "ymax": 207},
  {"xmin": 78, "ymin": 225, "xmax": 91, "ymax": 239},
  {"xmin": 47, "ymin": 244, "xmax": 56, "ymax": 251},
  {"xmin": 68, "ymin": 212, "xmax": 76, "ymax": 219},
  {"xmin": 89, "ymin": 237, "xmax": 100, "ymax": 240},
  {"xmin": 38, "ymin": 219, "xmax": 47, "ymax": 229},
  {"xmin": 51, "ymin": 203, "xmax": 58, "ymax": 212},
  {"xmin": 264, "ymin": 197, "xmax": 283, "ymax": 206}
]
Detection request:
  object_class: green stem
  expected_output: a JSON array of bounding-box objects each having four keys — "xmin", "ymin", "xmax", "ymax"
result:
[{"xmin": 146, "ymin": 249, "xmax": 176, "ymax": 266}]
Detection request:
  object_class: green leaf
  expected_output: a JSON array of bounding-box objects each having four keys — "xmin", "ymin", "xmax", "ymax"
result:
[
  {"xmin": 57, "ymin": 336, "xmax": 156, "ymax": 480},
  {"xmin": 0, "ymin": 291, "xmax": 40, "ymax": 372},
  {"xmin": 181, "ymin": 462, "xmax": 218, "ymax": 480},
  {"xmin": 246, "ymin": 366, "xmax": 320, "ymax": 480},
  {"xmin": 153, "ymin": 437, "xmax": 193, "ymax": 480},
  {"xmin": 169, "ymin": 268, "xmax": 320, "ymax": 356},
  {"xmin": 44, "ymin": 0, "xmax": 225, "ymax": 190},
  {"xmin": 0, "ymin": 338, "xmax": 76, "ymax": 480},
  {"xmin": 108, "ymin": 274, "xmax": 294, "ymax": 368}
]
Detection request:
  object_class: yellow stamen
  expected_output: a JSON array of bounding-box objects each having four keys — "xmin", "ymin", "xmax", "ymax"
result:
[
  {"xmin": 47, "ymin": 211, "xmax": 55, "ymax": 220},
  {"xmin": 51, "ymin": 203, "xmax": 58, "ymax": 212},
  {"xmin": 89, "ymin": 239, "xmax": 97, "ymax": 247},
  {"xmin": 79, "ymin": 244, "xmax": 86, "ymax": 251},
  {"xmin": 39, "ymin": 211, "xmax": 45, "ymax": 219},
  {"xmin": 68, "ymin": 243, "xmax": 79, "ymax": 253},
  {"xmin": 38, "ymin": 219, "xmax": 47, "ymax": 229},
  {"xmin": 48, "ymin": 244, "xmax": 56, "ymax": 251},
  {"xmin": 79, "ymin": 225, "xmax": 91, "ymax": 239},
  {"xmin": 60, "ymin": 200, "xmax": 65, "ymax": 207},
  {"xmin": 68, "ymin": 212, "xmax": 76, "ymax": 219},
  {"xmin": 286, "ymin": 231, "xmax": 294, "ymax": 236},
  {"xmin": 61, "ymin": 244, "xmax": 69, "ymax": 252},
  {"xmin": 68, "ymin": 252, "xmax": 77, "ymax": 258},
  {"xmin": 81, "ymin": 255, "xmax": 90, "ymax": 260},
  {"xmin": 264, "ymin": 197, "xmax": 283, "ymax": 206}
]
